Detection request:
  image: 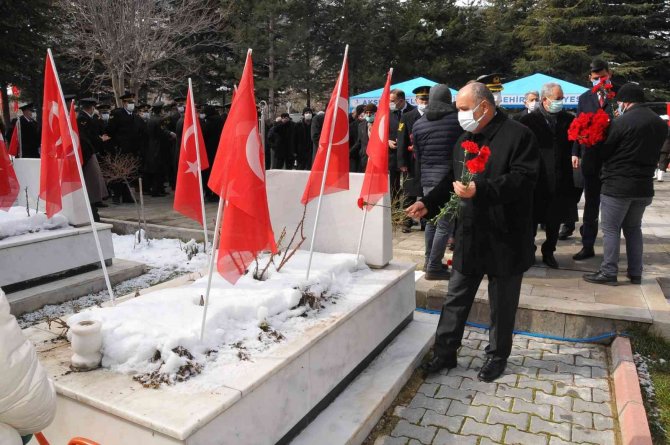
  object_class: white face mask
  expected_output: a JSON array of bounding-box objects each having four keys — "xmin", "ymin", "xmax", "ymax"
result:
[
  {"xmin": 199, "ymin": 113, "xmax": 206, "ymax": 119},
  {"xmin": 527, "ymin": 101, "xmax": 537, "ymax": 111},
  {"xmin": 546, "ymin": 99, "xmax": 564, "ymax": 113},
  {"xmin": 389, "ymin": 102, "xmax": 397, "ymax": 112},
  {"xmin": 417, "ymin": 103, "xmax": 427, "ymax": 112},
  {"xmin": 125, "ymin": 103, "xmax": 135, "ymax": 112},
  {"xmin": 304, "ymin": 113, "xmax": 312, "ymax": 121},
  {"xmin": 142, "ymin": 112, "xmax": 150, "ymax": 120},
  {"xmin": 177, "ymin": 106, "xmax": 185, "ymax": 113},
  {"xmin": 101, "ymin": 113, "xmax": 110, "ymax": 121},
  {"xmin": 458, "ymin": 101, "xmax": 485, "ymax": 132}
]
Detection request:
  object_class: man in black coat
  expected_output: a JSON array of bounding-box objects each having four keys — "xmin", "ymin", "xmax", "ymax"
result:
[
  {"xmin": 570, "ymin": 59, "xmax": 615, "ymax": 259},
  {"xmin": 348, "ymin": 105, "xmax": 365, "ymax": 172},
  {"xmin": 310, "ymin": 110, "xmax": 325, "ymax": 168},
  {"xmin": 294, "ymin": 107, "xmax": 314, "ymax": 171},
  {"xmin": 17, "ymin": 103, "xmax": 40, "ymax": 158},
  {"xmin": 203, "ymin": 105, "xmax": 224, "ymax": 199},
  {"xmin": 389, "ymin": 89, "xmax": 416, "ymax": 200},
  {"xmin": 269, "ymin": 113, "xmax": 295, "ymax": 169},
  {"xmin": 352, "ymin": 103, "xmax": 376, "ymax": 171},
  {"xmin": 406, "ymin": 82, "xmax": 539, "ymax": 382},
  {"xmin": 583, "ymin": 83, "xmax": 667, "ymax": 285},
  {"xmin": 145, "ymin": 103, "xmax": 176, "ymax": 196},
  {"xmin": 519, "ymin": 83, "xmax": 576, "ymax": 268},
  {"xmin": 77, "ymin": 98, "xmax": 109, "ymax": 219}
]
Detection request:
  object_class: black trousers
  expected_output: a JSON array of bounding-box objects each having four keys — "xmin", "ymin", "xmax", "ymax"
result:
[
  {"xmin": 580, "ymin": 175, "xmax": 601, "ymax": 248},
  {"xmin": 534, "ymin": 219, "xmax": 560, "ymax": 254},
  {"xmin": 434, "ymin": 270, "xmax": 523, "ymax": 361}
]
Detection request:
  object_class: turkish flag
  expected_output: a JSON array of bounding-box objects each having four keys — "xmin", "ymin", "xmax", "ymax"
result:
[
  {"xmin": 174, "ymin": 86, "xmax": 209, "ymax": 224},
  {"xmin": 8, "ymin": 121, "xmax": 19, "ymax": 157},
  {"xmin": 0, "ymin": 133, "xmax": 20, "ymax": 211},
  {"xmin": 60, "ymin": 101, "xmax": 84, "ymax": 196},
  {"xmin": 359, "ymin": 69, "xmax": 392, "ymax": 210},
  {"xmin": 301, "ymin": 52, "xmax": 349, "ymax": 205},
  {"xmin": 208, "ymin": 50, "xmax": 276, "ymax": 284},
  {"xmin": 39, "ymin": 51, "xmax": 79, "ymax": 217},
  {"xmin": 666, "ymin": 103, "xmax": 670, "ymax": 127}
]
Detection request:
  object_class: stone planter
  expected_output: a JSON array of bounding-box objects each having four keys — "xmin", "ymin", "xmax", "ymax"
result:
[{"xmin": 70, "ymin": 320, "xmax": 102, "ymax": 371}]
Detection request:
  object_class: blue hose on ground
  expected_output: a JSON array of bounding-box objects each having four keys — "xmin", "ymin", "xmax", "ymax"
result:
[{"xmin": 415, "ymin": 307, "xmax": 630, "ymax": 343}]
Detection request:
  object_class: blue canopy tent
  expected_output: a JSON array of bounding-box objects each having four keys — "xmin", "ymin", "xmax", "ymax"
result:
[
  {"xmin": 349, "ymin": 77, "xmax": 458, "ymax": 111},
  {"xmin": 500, "ymin": 73, "xmax": 588, "ymax": 109}
]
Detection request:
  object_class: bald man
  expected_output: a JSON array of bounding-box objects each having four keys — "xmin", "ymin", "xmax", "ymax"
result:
[{"xmin": 406, "ymin": 82, "xmax": 539, "ymax": 382}]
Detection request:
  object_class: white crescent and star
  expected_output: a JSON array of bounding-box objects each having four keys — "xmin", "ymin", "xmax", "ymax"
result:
[
  {"xmin": 245, "ymin": 127, "xmax": 264, "ymax": 181},
  {"xmin": 185, "ymin": 160, "xmax": 199, "ymax": 176},
  {"xmin": 332, "ymin": 96, "xmax": 350, "ymax": 146}
]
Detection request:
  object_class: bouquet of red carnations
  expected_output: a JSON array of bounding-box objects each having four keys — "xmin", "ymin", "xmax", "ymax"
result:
[{"xmin": 567, "ymin": 109, "xmax": 611, "ymax": 147}]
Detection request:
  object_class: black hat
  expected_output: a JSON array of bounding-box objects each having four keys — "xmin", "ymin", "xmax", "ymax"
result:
[
  {"xmin": 151, "ymin": 101, "xmax": 164, "ymax": 110},
  {"xmin": 120, "ymin": 92, "xmax": 135, "ymax": 101},
  {"xmin": 97, "ymin": 103, "xmax": 111, "ymax": 111},
  {"xmin": 63, "ymin": 93, "xmax": 77, "ymax": 102},
  {"xmin": 425, "ymin": 84, "xmax": 454, "ymax": 114},
  {"xmin": 590, "ymin": 58, "xmax": 609, "ymax": 73},
  {"xmin": 477, "ymin": 74, "xmax": 504, "ymax": 92},
  {"xmin": 355, "ymin": 104, "xmax": 366, "ymax": 115},
  {"xmin": 138, "ymin": 103, "xmax": 151, "ymax": 111},
  {"xmin": 302, "ymin": 107, "xmax": 313, "ymax": 114},
  {"xmin": 79, "ymin": 97, "xmax": 97, "ymax": 107},
  {"xmin": 412, "ymin": 85, "xmax": 431, "ymax": 98},
  {"xmin": 616, "ymin": 82, "xmax": 645, "ymax": 103},
  {"xmin": 363, "ymin": 103, "xmax": 377, "ymax": 113},
  {"xmin": 19, "ymin": 102, "xmax": 34, "ymax": 110}
]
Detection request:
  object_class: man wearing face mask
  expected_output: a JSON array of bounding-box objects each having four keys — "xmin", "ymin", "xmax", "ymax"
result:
[
  {"xmin": 169, "ymin": 96, "xmax": 186, "ymax": 190},
  {"xmin": 477, "ymin": 74, "xmax": 505, "ymax": 108},
  {"xmin": 406, "ymin": 82, "xmax": 539, "ymax": 381},
  {"xmin": 145, "ymin": 102, "xmax": 176, "ymax": 197},
  {"xmin": 389, "ymin": 89, "xmax": 416, "ymax": 199},
  {"xmin": 16, "ymin": 103, "xmax": 40, "ymax": 158},
  {"xmin": 517, "ymin": 91, "xmax": 539, "ymax": 118},
  {"xmin": 519, "ymin": 83, "xmax": 576, "ymax": 268},
  {"xmin": 269, "ymin": 113, "xmax": 295, "ymax": 169},
  {"xmin": 349, "ymin": 105, "xmax": 365, "ymax": 173},
  {"xmin": 570, "ymin": 59, "xmax": 616, "ymax": 260},
  {"xmin": 583, "ymin": 83, "xmax": 666, "ymax": 285},
  {"xmin": 397, "ymin": 85, "xmax": 431, "ymax": 232},
  {"xmin": 294, "ymin": 107, "xmax": 314, "ymax": 171},
  {"xmin": 353, "ymin": 103, "xmax": 377, "ymax": 170}
]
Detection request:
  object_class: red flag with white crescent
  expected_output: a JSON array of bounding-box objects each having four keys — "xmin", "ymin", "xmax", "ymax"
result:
[
  {"xmin": 0, "ymin": 134, "xmax": 20, "ymax": 210},
  {"xmin": 301, "ymin": 52, "xmax": 349, "ymax": 205},
  {"xmin": 208, "ymin": 50, "xmax": 276, "ymax": 284},
  {"xmin": 60, "ymin": 101, "xmax": 84, "ymax": 196},
  {"xmin": 8, "ymin": 122, "xmax": 19, "ymax": 157},
  {"xmin": 359, "ymin": 69, "xmax": 392, "ymax": 210},
  {"xmin": 174, "ymin": 86, "xmax": 209, "ymax": 224}
]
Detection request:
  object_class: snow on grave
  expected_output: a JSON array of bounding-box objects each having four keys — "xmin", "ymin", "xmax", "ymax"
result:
[{"xmin": 0, "ymin": 206, "xmax": 69, "ymax": 239}]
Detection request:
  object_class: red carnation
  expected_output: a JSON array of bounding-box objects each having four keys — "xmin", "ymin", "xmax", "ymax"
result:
[
  {"xmin": 465, "ymin": 156, "xmax": 486, "ymax": 174},
  {"xmin": 479, "ymin": 146, "xmax": 491, "ymax": 163},
  {"xmin": 461, "ymin": 140, "xmax": 479, "ymax": 154},
  {"xmin": 447, "ymin": 259, "xmax": 453, "ymax": 266},
  {"xmin": 357, "ymin": 197, "xmax": 365, "ymax": 209},
  {"xmin": 568, "ymin": 109, "xmax": 610, "ymax": 147}
]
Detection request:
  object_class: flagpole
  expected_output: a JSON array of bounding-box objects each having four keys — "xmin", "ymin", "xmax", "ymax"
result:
[
  {"xmin": 47, "ymin": 48, "xmax": 115, "ymax": 304},
  {"xmin": 305, "ymin": 44, "xmax": 349, "ymax": 281},
  {"xmin": 200, "ymin": 195, "xmax": 224, "ymax": 341},
  {"xmin": 188, "ymin": 78, "xmax": 209, "ymax": 256}
]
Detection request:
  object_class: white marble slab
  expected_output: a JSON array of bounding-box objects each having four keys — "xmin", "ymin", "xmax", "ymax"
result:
[
  {"xmin": 266, "ymin": 170, "xmax": 393, "ymax": 268},
  {"xmin": 34, "ymin": 262, "xmax": 416, "ymax": 445}
]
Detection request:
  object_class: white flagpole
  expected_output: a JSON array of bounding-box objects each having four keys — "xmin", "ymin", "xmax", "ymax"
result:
[
  {"xmin": 200, "ymin": 196, "xmax": 223, "ymax": 341},
  {"xmin": 188, "ymin": 78, "xmax": 209, "ymax": 256},
  {"xmin": 47, "ymin": 48, "xmax": 115, "ymax": 304},
  {"xmin": 305, "ymin": 44, "xmax": 349, "ymax": 281}
]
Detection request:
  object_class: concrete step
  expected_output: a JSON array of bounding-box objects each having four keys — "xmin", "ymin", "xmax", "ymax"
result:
[
  {"xmin": 290, "ymin": 311, "xmax": 437, "ymax": 445},
  {"xmin": 6, "ymin": 259, "xmax": 146, "ymax": 316}
]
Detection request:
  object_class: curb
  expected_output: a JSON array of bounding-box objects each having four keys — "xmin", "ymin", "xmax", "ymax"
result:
[{"xmin": 610, "ymin": 336, "xmax": 653, "ymax": 445}]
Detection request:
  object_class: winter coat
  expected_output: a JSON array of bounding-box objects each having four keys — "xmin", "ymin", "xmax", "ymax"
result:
[
  {"xmin": 204, "ymin": 113, "xmax": 225, "ymax": 166},
  {"xmin": 269, "ymin": 121, "xmax": 295, "ymax": 159},
  {"xmin": 353, "ymin": 120, "xmax": 371, "ymax": 170},
  {"xmin": 572, "ymin": 89, "xmax": 616, "ymax": 177},
  {"xmin": 600, "ymin": 105, "xmax": 667, "ymax": 198},
  {"xmin": 389, "ymin": 104, "xmax": 416, "ymax": 173},
  {"xmin": 77, "ymin": 111, "xmax": 102, "ymax": 166},
  {"xmin": 293, "ymin": 119, "xmax": 313, "ymax": 170},
  {"xmin": 421, "ymin": 111, "xmax": 540, "ymax": 276},
  {"xmin": 106, "ymin": 108, "xmax": 145, "ymax": 156},
  {"xmin": 144, "ymin": 114, "xmax": 173, "ymax": 174},
  {"xmin": 18, "ymin": 116, "xmax": 40, "ymax": 159},
  {"xmin": 413, "ymin": 108, "xmax": 463, "ymax": 189},
  {"xmin": 0, "ymin": 289, "xmax": 57, "ymax": 445},
  {"xmin": 519, "ymin": 107, "xmax": 577, "ymax": 223}
]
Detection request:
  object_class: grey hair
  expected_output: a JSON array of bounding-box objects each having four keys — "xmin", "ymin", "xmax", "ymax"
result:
[
  {"xmin": 470, "ymin": 82, "xmax": 496, "ymax": 106},
  {"xmin": 540, "ymin": 83, "xmax": 562, "ymax": 100},
  {"xmin": 524, "ymin": 91, "xmax": 539, "ymax": 101}
]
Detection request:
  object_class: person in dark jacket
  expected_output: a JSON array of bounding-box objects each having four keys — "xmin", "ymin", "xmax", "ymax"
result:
[
  {"xmin": 412, "ymin": 85, "xmax": 463, "ymax": 279},
  {"xmin": 398, "ymin": 85, "xmax": 431, "ymax": 232},
  {"xmin": 569, "ymin": 59, "xmax": 616, "ymax": 258},
  {"xmin": 294, "ymin": 107, "xmax": 314, "ymax": 171},
  {"xmin": 389, "ymin": 89, "xmax": 416, "ymax": 199},
  {"xmin": 269, "ymin": 113, "xmax": 295, "ymax": 169},
  {"xmin": 349, "ymin": 105, "xmax": 365, "ymax": 172},
  {"xmin": 310, "ymin": 110, "xmax": 325, "ymax": 168},
  {"xmin": 17, "ymin": 103, "xmax": 40, "ymax": 158},
  {"xmin": 519, "ymin": 83, "xmax": 576, "ymax": 268},
  {"xmin": 352, "ymin": 103, "xmax": 376, "ymax": 170},
  {"xmin": 203, "ymin": 105, "xmax": 224, "ymax": 199},
  {"xmin": 77, "ymin": 98, "xmax": 109, "ymax": 216},
  {"xmin": 406, "ymin": 82, "xmax": 539, "ymax": 382},
  {"xmin": 145, "ymin": 102, "xmax": 176, "ymax": 196},
  {"xmin": 583, "ymin": 83, "xmax": 667, "ymax": 285}
]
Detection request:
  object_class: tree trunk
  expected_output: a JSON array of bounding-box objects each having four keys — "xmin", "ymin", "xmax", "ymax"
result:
[
  {"xmin": 268, "ymin": 14, "xmax": 276, "ymax": 118},
  {"xmin": 0, "ymin": 82, "xmax": 10, "ymax": 129}
]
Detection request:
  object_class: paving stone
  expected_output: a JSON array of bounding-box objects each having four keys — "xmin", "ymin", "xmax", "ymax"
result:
[
  {"xmin": 449, "ymin": 365, "xmax": 478, "ymax": 379},
  {"xmin": 409, "ymin": 393, "xmax": 451, "ymax": 415},
  {"xmin": 548, "ymin": 437, "xmax": 579, "ymax": 445},
  {"xmin": 534, "ymin": 391, "xmax": 573, "ymax": 410},
  {"xmin": 591, "ymin": 366, "xmax": 608, "ymax": 379},
  {"xmin": 558, "ymin": 345, "xmax": 594, "ymax": 358},
  {"xmin": 487, "ymin": 407, "xmax": 530, "ymax": 430},
  {"xmin": 469, "ymin": 330, "xmax": 489, "ymax": 341},
  {"xmin": 374, "ymin": 436, "xmax": 409, "ymax": 445},
  {"xmin": 504, "ymin": 427, "xmax": 548, "ymax": 444},
  {"xmin": 407, "ymin": 440, "xmax": 422, "ymax": 445},
  {"xmin": 473, "ymin": 392, "xmax": 512, "ymax": 411},
  {"xmin": 447, "ymin": 400, "xmax": 489, "ymax": 422},
  {"xmin": 513, "ymin": 337, "xmax": 529, "ymax": 348},
  {"xmin": 391, "ymin": 420, "xmax": 437, "ymax": 445},
  {"xmin": 507, "ymin": 364, "xmax": 541, "ymax": 378},
  {"xmin": 461, "ymin": 418, "xmax": 504, "ymax": 442},
  {"xmin": 572, "ymin": 398, "xmax": 612, "ymax": 417},
  {"xmin": 459, "ymin": 346, "xmax": 481, "ymax": 358},
  {"xmin": 432, "ymin": 429, "xmax": 478, "ymax": 445},
  {"xmin": 572, "ymin": 376, "xmax": 609, "ymax": 391},
  {"xmin": 424, "ymin": 374, "xmax": 463, "ymax": 389},
  {"xmin": 512, "ymin": 398, "xmax": 552, "ymax": 420},
  {"xmin": 575, "ymin": 355, "xmax": 607, "ymax": 369},
  {"xmin": 524, "ymin": 357, "xmax": 558, "ymax": 372},
  {"xmin": 571, "ymin": 425, "xmax": 616, "ymax": 445},
  {"xmin": 434, "ymin": 385, "xmax": 476, "ymax": 404},
  {"xmin": 419, "ymin": 411, "xmax": 464, "ymax": 433},
  {"xmin": 461, "ymin": 338, "xmax": 481, "ymax": 350},
  {"xmin": 591, "ymin": 388, "xmax": 611, "ymax": 403},
  {"xmin": 529, "ymin": 416, "xmax": 572, "ymax": 441},
  {"xmin": 497, "ymin": 384, "xmax": 534, "ymax": 402},
  {"xmin": 557, "ymin": 362, "xmax": 592, "ymax": 378},
  {"xmin": 418, "ymin": 382, "xmax": 439, "ymax": 397},
  {"xmin": 480, "ymin": 439, "xmax": 503, "ymax": 445},
  {"xmin": 517, "ymin": 377, "xmax": 554, "ymax": 395},
  {"xmin": 593, "ymin": 413, "xmax": 614, "ymax": 430},
  {"xmin": 537, "ymin": 368, "xmax": 572, "ymax": 383},
  {"xmin": 460, "ymin": 378, "xmax": 497, "ymax": 395},
  {"xmin": 393, "ymin": 406, "xmax": 426, "ymax": 424},
  {"xmin": 554, "ymin": 383, "xmax": 591, "ymax": 401},
  {"xmin": 552, "ymin": 405, "xmax": 592, "ymax": 429},
  {"xmin": 527, "ymin": 340, "xmax": 559, "ymax": 353},
  {"xmin": 496, "ymin": 372, "xmax": 520, "ymax": 385},
  {"xmin": 541, "ymin": 352, "xmax": 575, "ymax": 365},
  {"xmin": 469, "ymin": 356, "xmax": 486, "ymax": 370}
]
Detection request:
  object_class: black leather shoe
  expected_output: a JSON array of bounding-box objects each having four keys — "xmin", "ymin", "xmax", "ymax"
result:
[
  {"xmin": 583, "ymin": 271, "xmax": 617, "ymax": 285},
  {"xmin": 478, "ymin": 357, "xmax": 507, "ymax": 382},
  {"xmin": 558, "ymin": 226, "xmax": 574, "ymax": 240},
  {"xmin": 542, "ymin": 253, "xmax": 559, "ymax": 269},
  {"xmin": 421, "ymin": 355, "xmax": 457, "ymax": 375},
  {"xmin": 572, "ymin": 247, "xmax": 595, "ymax": 261},
  {"xmin": 425, "ymin": 269, "xmax": 450, "ymax": 281},
  {"xmin": 627, "ymin": 275, "xmax": 642, "ymax": 285}
]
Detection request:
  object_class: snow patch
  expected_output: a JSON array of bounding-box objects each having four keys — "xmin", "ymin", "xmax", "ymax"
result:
[{"xmin": 0, "ymin": 206, "xmax": 69, "ymax": 239}]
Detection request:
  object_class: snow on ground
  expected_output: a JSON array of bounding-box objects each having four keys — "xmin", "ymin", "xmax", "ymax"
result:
[
  {"xmin": 0, "ymin": 206, "xmax": 69, "ymax": 239},
  {"xmin": 18, "ymin": 234, "xmax": 208, "ymax": 327},
  {"xmin": 66, "ymin": 250, "xmax": 381, "ymax": 389}
]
